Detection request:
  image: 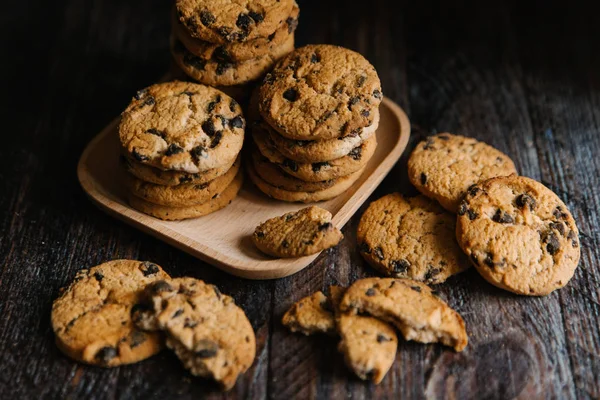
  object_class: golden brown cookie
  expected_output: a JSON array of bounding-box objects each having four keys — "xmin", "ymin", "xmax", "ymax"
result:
[
  {"xmin": 258, "ymin": 44, "xmax": 382, "ymax": 140},
  {"xmin": 119, "ymin": 81, "xmax": 245, "ymax": 174},
  {"xmin": 133, "ymin": 278, "xmax": 255, "ymax": 391},
  {"xmin": 51, "ymin": 260, "xmax": 170, "ymax": 366},
  {"xmin": 329, "ymin": 286, "xmax": 397, "ymax": 384},
  {"xmin": 456, "ymin": 175, "xmax": 580, "ymax": 296},
  {"xmin": 340, "ymin": 278, "xmax": 468, "ymax": 352},
  {"xmin": 127, "ymin": 170, "xmax": 243, "ymax": 220},
  {"xmin": 252, "ymin": 206, "xmax": 343, "ymax": 258},
  {"xmin": 407, "ymin": 133, "xmax": 517, "ymax": 212},
  {"xmin": 281, "ymin": 291, "xmax": 336, "ymax": 335},
  {"xmin": 357, "ymin": 193, "xmax": 469, "ymax": 284}
]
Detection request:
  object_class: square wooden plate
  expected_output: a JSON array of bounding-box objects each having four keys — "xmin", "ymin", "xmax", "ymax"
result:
[{"xmin": 77, "ymin": 97, "xmax": 410, "ymax": 279}]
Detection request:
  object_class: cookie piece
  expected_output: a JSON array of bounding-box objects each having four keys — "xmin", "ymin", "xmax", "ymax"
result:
[
  {"xmin": 133, "ymin": 278, "xmax": 255, "ymax": 391},
  {"xmin": 247, "ymin": 162, "xmax": 365, "ymax": 203},
  {"xmin": 126, "ymin": 156, "xmax": 240, "ymax": 207},
  {"xmin": 329, "ymin": 286, "xmax": 397, "ymax": 384},
  {"xmin": 172, "ymin": 3, "xmax": 299, "ymax": 62},
  {"xmin": 171, "ymin": 34, "xmax": 294, "ymax": 87},
  {"xmin": 281, "ymin": 291, "xmax": 336, "ymax": 335},
  {"xmin": 252, "ymin": 206, "xmax": 343, "ymax": 258},
  {"xmin": 128, "ymin": 170, "xmax": 243, "ymax": 220},
  {"xmin": 119, "ymin": 81, "xmax": 245, "ymax": 174},
  {"xmin": 251, "ymin": 150, "xmax": 337, "ymax": 192},
  {"xmin": 253, "ymin": 123, "xmax": 377, "ymax": 182},
  {"xmin": 357, "ymin": 194, "xmax": 469, "ymax": 284},
  {"xmin": 456, "ymin": 175, "xmax": 580, "ymax": 296},
  {"xmin": 51, "ymin": 260, "xmax": 170, "ymax": 366},
  {"xmin": 266, "ymin": 108, "xmax": 379, "ymax": 163},
  {"xmin": 258, "ymin": 44, "xmax": 382, "ymax": 140},
  {"xmin": 408, "ymin": 133, "xmax": 517, "ymax": 213},
  {"xmin": 176, "ymin": 0, "xmax": 295, "ymax": 44},
  {"xmin": 340, "ymin": 278, "xmax": 468, "ymax": 351}
]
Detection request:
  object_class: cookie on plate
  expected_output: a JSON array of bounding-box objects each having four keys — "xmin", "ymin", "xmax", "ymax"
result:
[
  {"xmin": 357, "ymin": 193, "xmax": 469, "ymax": 283},
  {"xmin": 282, "ymin": 291, "xmax": 336, "ymax": 335},
  {"xmin": 340, "ymin": 278, "xmax": 468, "ymax": 351},
  {"xmin": 407, "ymin": 133, "xmax": 517, "ymax": 213},
  {"xmin": 51, "ymin": 260, "xmax": 170, "ymax": 366},
  {"xmin": 253, "ymin": 206, "xmax": 343, "ymax": 258},
  {"xmin": 258, "ymin": 44, "xmax": 382, "ymax": 140},
  {"xmin": 329, "ymin": 286, "xmax": 397, "ymax": 384},
  {"xmin": 456, "ymin": 175, "xmax": 580, "ymax": 296},
  {"xmin": 134, "ymin": 278, "xmax": 256, "ymax": 391},
  {"xmin": 119, "ymin": 81, "xmax": 245, "ymax": 174}
]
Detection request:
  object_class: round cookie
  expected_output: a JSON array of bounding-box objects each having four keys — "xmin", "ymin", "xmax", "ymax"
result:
[
  {"xmin": 133, "ymin": 278, "xmax": 256, "ymax": 391},
  {"xmin": 253, "ymin": 123, "xmax": 377, "ymax": 182},
  {"xmin": 126, "ymin": 156, "xmax": 240, "ymax": 207},
  {"xmin": 176, "ymin": 0, "xmax": 295, "ymax": 44},
  {"xmin": 357, "ymin": 194, "xmax": 469, "ymax": 284},
  {"xmin": 251, "ymin": 150, "xmax": 337, "ymax": 192},
  {"xmin": 171, "ymin": 33, "xmax": 295, "ymax": 87},
  {"xmin": 172, "ymin": 3, "xmax": 299, "ymax": 62},
  {"xmin": 51, "ymin": 260, "xmax": 170, "ymax": 367},
  {"xmin": 120, "ymin": 154, "xmax": 235, "ymax": 186},
  {"xmin": 408, "ymin": 133, "xmax": 517, "ymax": 213},
  {"xmin": 128, "ymin": 170, "xmax": 243, "ymax": 220},
  {"xmin": 267, "ymin": 108, "xmax": 380, "ymax": 163},
  {"xmin": 248, "ymin": 163, "xmax": 365, "ymax": 203},
  {"xmin": 456, "ymin": 175, "xmax": 580, "ymax": 296},
  {"xmin": 119, "ymin": 81, "xmax": 245, "ymax": 174},
  {"xmin": 252, "ymin": 206, "xmax": 343, "ymax": 257},
  {"xmin": 258, "ymin": 44, "xmax": 382, "ymax": 140}
]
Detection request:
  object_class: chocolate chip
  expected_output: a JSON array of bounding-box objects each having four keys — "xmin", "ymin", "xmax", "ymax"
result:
[
  {"xmin": 320, "ymin": 299, "xmax": 333, "ymax": 313},
  {"xmin": 420, "ymin": 173, "xmax": 428, "ymax": 185},
  {"xmin": 317, "ymin": 110, "xmax": 333, "ymax": 125},
  {"xmin": 357, "ymin": 75, "xmax": 367, "ymax": 87},
  {"xmin": 437, "ymin": 134, "xmax": 450, "ymax": 140},
  {"xmin": 374, "ymin": 247, "xmax": 384, "ymax": 260},
  {"xmin": 310, "ymin": 53, "xmax": 320, "ymax": 63},
  {"xmin": 377, "ymin": 334, "xmax": 391, "ymax": 343},
  {"xmin": 318, "ymin": 222, "xmax": 332, "ymax": 231},
  {"xmin": 229, "ymin": 99, "xmax": 238, "ymax": 112},
  {"xmin": 484, "ymin": 253, "xmax": 505, "ymax": 268},
  {"xmin": 360, "ymin": 109, "xmax": 370, "ymax": 117},
  {"xmin": 312, "ymin": 162, "xmax": 329, "ymax": 172},
  {"xmin": 230, "ymin": 115, "xmax": 244, "ymax": 129},
  {"xmin": 255, "ymin": 231, "xmax": 265, "ymax": 238},
  {"xmin": 202, "ymin": 120, "xmax": 217, "ymax": 136},
  {"xmin": 391, "ymin": 259, "xmax": 410, "ymax": 275},
  {"xmin": 373, "ymin": 89, "xmax": 382, "ymax": 99},
  {"xmin": 493, "ymin": 209, "xmax": 514, "ymax": 224},
  {"xmin": 359, "ymin": 242, "xmax": 371, "ymax": 254},
  {"xmin": 210, "ymin": 131, "xmax": 222, "ymax": 148},
  {"xmin": 458, "ymin": 201, "xmax": 468, "ymax": 216},
  {"xmin": 95, "ymin": 346, "xmax": 118, "ymax": 365},
  {"xmin": 150, "ymin": 280, "xmax": 174, "ymax": 294},
  {"xmin": 470, "ymin": 254, "xmax": 479, "ymax": 265},
  {"xmin": 424, "ymin": 267, "xmax": 442, "ymax": 282},
  {"xmin": 207, "ymin": 95, "xmax": 221, "ymax": 113},
  {"xmin": 348, "ymin": 97, "xmax": 360, "ymax": 110},
  {"xmin": 515, "ymin": 193, "xmax": 536, "ymax": 210},
  {"xmin": 467, "ymin": 209, "xmax": 479, "ymax": 220},
  {"xmin": 567, "ymin": 230, "xmax": 578, "ymax": 248},
  {"xmin": 191, "ymin": 145, "xmax": 208, "ymax": 161},
  {"xmin": 200, "ymin": 10, "xmax": 215, "ymax": 26},
  {"xmin": 550, "ymin": 222, "xmax": 566, "ymax": 236},
  {"xmin": 194, "ymin": 183, "xmax": 209, "ymax": 190},
  {"xmin": 172, "ymin": 309, "xmax": 184, "ymax": 319},
  {"xmin": 129, "ymin": 331, "xmax": 146, "ymax": 348},
  {"xmin": 467, "ymin": 185, "xmax": 481, "ymax": 197},
  {"xmin": 146, "ymin": 128, "xmax": 166, "ymax": 139},
  {"xmin": 283, "ymin": 88, "xmax": 299, "ymax": 102},
  {"xmin": 282, "ymin": 159, "xmax": 298, "ymax": 172},
  {"xmin": 140, "ymin": 261, "xmax": 160, "ymax": 276},
  {"xmin": 134, "ymin": 88, "xmax": 148, "ymax": 100},
  {"xmin": 553, "ymin": 206, "xmax": 568, "ymax": 220},
  {"xmin": 545, "ymin": 231, "xmax": 561, "ymax": 255},
  {"xmin": 184, "ymin": 318, "xmax": 198, "ymax": 328},
  {"xmin": 282, "ymin": 239, "xmax": 289, "ymax": 248},
  {"xmin": 165, "ymin": 143, "xmax": 184, "ymax": 156},
  {"xmin": 236, "ymin": 13, "xmax": 252, "ymax": 31},
  {"xmin": 410, "ymin": 286, "xmax": 422, "ymax": 293},
  {"xmin": 216, "ymin": 62, "xmax": 233, "ymax": 76},
  {"xmin": 349, "ymin": 146, "xmax": 362, "ymax": 160},
  {"xmin": 248, "ymin": 11, "xmax": 264, "ymax": 22},
  {"xmin": 143, "ymin": 96, "xmax": 155, "ymax": 106},
  {"xmin": 195, "ymin": 339, "xmax": 219, "ymax": 358},
  {"xmin": 286, "ymin": 17, "xmax": 298, "ymax": 33},
  {"xmin": 366, "ymin": 288, "xmax": 376, "ymax": 296},
  {"xmin": 423, "ymin": 137, "xmax": 435, "ymax": 150},
  {"xmin": 132, "ymin": 149, "xmax": 148, "ymax": 162},
  {"xmin": 94, "ymin": 272, "xmax": 104, "ymax": 282},
  {"xmin": 183, "ymin": 52, "xmax": 206, "ymax": 70}
]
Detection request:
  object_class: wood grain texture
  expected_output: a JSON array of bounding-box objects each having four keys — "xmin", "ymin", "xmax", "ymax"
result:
[{"xmin": 0, "ymin": 0, "xmax": 599, "ymax": 399}]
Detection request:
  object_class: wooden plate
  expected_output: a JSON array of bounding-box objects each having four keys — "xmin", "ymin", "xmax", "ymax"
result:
[{"xmin": 77, "ymin": 98, "xmax": 410, "ymax": 279}]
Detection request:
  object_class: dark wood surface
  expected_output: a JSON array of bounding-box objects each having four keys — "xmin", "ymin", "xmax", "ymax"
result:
[{"xmin": 1, "ymin": 0, "xmax": 599, "ymax": 399}]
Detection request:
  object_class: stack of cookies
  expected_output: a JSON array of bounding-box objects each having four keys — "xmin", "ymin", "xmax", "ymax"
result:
[
  {"xmin": 170, "ymin": 0, "xmax": 299, "ymax": 103},
  {"xmin": 118, "ymin": 81, "xmax": 245, "ymax": 220},
  {"xmin": 247, "ymin": 44, "xmax": 383, "ymax": 203}
]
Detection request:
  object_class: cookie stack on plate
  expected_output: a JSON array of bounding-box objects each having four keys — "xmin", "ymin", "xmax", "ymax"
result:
[
  {"xmin": 118, "ymin": 81, "xmax": 245, "ymax": 220},
  {"xmin": 247, "ymin": 44, "xmax": 383, "ymax": 203},
  {"xmin": 170, "ymin": 0, "xmax": 299, "ymax": 103}
]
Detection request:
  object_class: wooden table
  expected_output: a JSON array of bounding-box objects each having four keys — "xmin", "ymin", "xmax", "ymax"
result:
[{"xmin": 1, "ymin": 1, "xmax": 599, "ymax": 399}]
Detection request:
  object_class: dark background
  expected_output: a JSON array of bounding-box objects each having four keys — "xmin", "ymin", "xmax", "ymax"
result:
[{"xmin": 1, "ymin": 0, "xmax": 599, "ymax": 399}]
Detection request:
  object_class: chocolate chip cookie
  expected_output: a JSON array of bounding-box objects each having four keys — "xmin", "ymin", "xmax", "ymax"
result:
[
  {"xmin": 252, "ymin": 206, "xmax": 343, "ymax": 257},
  {"xmin": 340, "ymin": 278, "xmax": 468, "ymax": 351},
  {"xmin": 281, "ymin": 291, "xmax": 336, "ymax": 335},
  {"xmin": 357, "ymin": 193, "xmax": 469, "ymax": 283},
  {"xmin": 176, "ymin": 0, "xmax": 295, "ymax": 44},
  {"xmin": 258, "ymin": 44, "xmax": 382, "ymax": 140},
  {"xmin": 456, "ymin": 175, "xmax": 580, "ymax": 296},
  {"xmin": 51, "ymin": 260, "xmax": 170, "ymax": 366},
  {"xmin": 408, "ymin": 133, "xmax": 517, "ymax": 213},
  {"xmin": 119, "ymin": 81, "xmax": 245, "ymax": 174},
  {"xmin": 133, "ymin": 278, "xmax": 256, "ymax": 391}
]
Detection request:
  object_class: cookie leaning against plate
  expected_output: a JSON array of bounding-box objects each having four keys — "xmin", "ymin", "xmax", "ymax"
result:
[
  {"xmin": 258, "ymin": 44, "xmax": 382, "ymax": 140},
  {"xmin": 408, "ymin": 133, "xmax": 517, "ymax": 213},
  {"xmin": 51, "ymin": 260, "xmax": 170, "ymax": 366},
  {"xmin": 456, "ymin": 175, "xmax": 580, "ymax": 296},
  {"xmin": 176, "ymin": 0, "xmax": 295, "ymax": 44},
  {"xmin": 119, "ymin": 81, "xmax": 245, "ymax": 174},
  {"xmin": 133, "ymin": 278, "xmax": 256, "ymax": 391},
  {"xmin": 357, "ymin": 193, "xmax": 469, "ymax": 284},
  {"xmin": 252, "ymin": 206, "xmax": 343, "ymax": 257}
]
